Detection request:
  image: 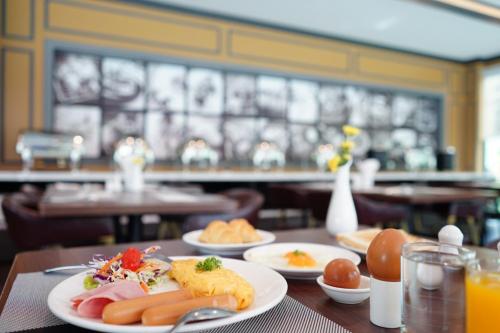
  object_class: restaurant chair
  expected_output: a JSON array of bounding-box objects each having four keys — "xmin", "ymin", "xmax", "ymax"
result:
[
  {"xmin": 447, "ymin": 200, "xmax": 486, "ymax": 245},
  {"xmin": 266, "ymin": 184, "xmax": 309, "ymax": 228},
  {"xmin": 1, "ymin": 192, "xmax": 114, "ymax": 251},
  {"xmin": 182, "ymin": 188, "xmax": 264, "ymax": 233},
  {"xmin": 353, "ymin": 194, "xmax": 409, "ymax": 229},
  {"xmin": 19, "ymin": 184, "xmax": 44, "ymax": 208},
  {"xmin": 485, "ymin": 238, "xmax": 500, "ymax": 250}
]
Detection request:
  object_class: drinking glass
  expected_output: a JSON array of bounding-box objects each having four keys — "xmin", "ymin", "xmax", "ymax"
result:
[
  {"xmin": 466, "ymin": 258, "xmax": 500, "ymax": 333},
  {"xmin": 401, "ymin": 242, "xmax": 475, "ymax": 333}
]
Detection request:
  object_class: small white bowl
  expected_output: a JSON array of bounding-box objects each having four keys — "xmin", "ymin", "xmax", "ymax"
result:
[{"xmin": 316, "ymin": 275, "xmax": 370, "ymax": 304}]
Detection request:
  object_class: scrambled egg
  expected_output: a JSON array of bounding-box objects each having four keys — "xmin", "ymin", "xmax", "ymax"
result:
[
  {"xmin": 284, "ymin": 250, "xmax": 317, "ymax": 267},
  {"xmin": 168, "ymin": 259, "xmax": 254, "ymax": 310}
]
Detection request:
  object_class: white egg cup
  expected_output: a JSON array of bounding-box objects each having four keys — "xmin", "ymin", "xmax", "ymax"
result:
[
  {"xmin": 316, "ymin": 275, "xmax": 370, "ymax": 304},
  {"xmin": 370, "ymin": 277, "xmax": 401, "ymax": 328}
]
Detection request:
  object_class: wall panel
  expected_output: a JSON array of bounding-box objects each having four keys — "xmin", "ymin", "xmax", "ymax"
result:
[
  {"xmin": 1, "ymin": 48, "xmax": 33, "ymax": 161},
  {"xmin": 2, "ymin": 0, "xmax": 33, "ymax": 40},
  {"xmin": 228, "ymin": 29, "xmax": 349, "ymax": 72},
  {"xmin": 46, "ymin": 0, "xmax": 221, "ymax": 54}
]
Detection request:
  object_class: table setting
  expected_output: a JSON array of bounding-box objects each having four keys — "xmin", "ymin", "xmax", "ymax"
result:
[{"xmin": 0, "ymin": 225, "xmax": 498, "ymax": 333}]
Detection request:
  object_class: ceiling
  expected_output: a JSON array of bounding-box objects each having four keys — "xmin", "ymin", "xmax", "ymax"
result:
[{"xmin": 147, "ymin": 0, "xmax": 500, "ymax": 62}]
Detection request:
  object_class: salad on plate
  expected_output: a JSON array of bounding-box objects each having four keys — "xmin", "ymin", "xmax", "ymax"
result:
[{"xmin": 83, "ymin": 246, "xmax": 171, "ymax": 293}]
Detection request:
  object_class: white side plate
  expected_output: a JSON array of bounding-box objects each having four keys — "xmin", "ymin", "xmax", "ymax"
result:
[
  {"xmin": 243, "ymin": 243, "xmax": 361, "ymax": 279},
  {"xmin": 182, "ymin": 230, "xmax": 276, "ymax": 256}
]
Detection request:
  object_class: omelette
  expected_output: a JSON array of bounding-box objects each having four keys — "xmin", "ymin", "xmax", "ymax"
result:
[{"xmin": 168, "ymin": 259, "xmax": 254, "ymax": 310}]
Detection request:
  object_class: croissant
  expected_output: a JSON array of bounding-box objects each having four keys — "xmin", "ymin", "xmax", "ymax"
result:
[{"xmin": 198, "ymin": 219, "xmax": 261, "ymax": 244}]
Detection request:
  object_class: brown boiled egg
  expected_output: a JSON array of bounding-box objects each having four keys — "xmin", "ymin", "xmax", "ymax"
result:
[
  {"xmin": 366, "ymin": 228, "xmax": 407, "ymax": 282},
  {"xmin": 323, "ymin": 258, "xmax": 360, "ymax": 289}
]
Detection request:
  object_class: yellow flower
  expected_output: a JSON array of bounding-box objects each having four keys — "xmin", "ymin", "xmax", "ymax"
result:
[
  {"xmin": 341, "ymin": 140, "xmax": 355, "ymax": 151},
  {"xmin": 342, "ymin": 125, "xmax": 361, "ymax": 137},
  {"xmin": 328, "ymin": 155, "xmax": 341, "ymax": 172}
]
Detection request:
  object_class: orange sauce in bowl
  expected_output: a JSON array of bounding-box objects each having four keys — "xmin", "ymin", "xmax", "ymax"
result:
[{"xmin": 284, "ymin": 250, "xmax": 317, "ymax": 267}]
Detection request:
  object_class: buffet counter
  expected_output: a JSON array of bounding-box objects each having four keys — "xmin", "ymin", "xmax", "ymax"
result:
[{"xmin": 0, "ymin": 170, "xmax": 493, "ymax": 183}]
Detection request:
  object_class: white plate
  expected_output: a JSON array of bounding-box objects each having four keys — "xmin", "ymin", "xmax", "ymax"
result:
[
  {"xmin": 182, "ymin": 230, "xmax": 276, "ymax": 256},
  {"xmin": 243, "ymin": 243, "xmax": 361, "ymax": 279},
  {"xmin": 47, "ymin": 256, "xmax": 287, "ymax": 333},
  {"xmin": 337, "ymin": 240, "xmax": 367, "ymax": 256},
  {"xmin": 317, "ymin": 275, "xmax": 370, "ymax": 304}
]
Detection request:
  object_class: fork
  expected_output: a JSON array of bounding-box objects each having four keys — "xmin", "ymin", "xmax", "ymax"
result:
[{"xmin": 168, "ymin": 307, "xmax": 236, "ymax": 333}]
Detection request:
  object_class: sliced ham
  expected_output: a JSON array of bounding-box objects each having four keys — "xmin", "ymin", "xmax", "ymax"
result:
[{"xmin": 72, "ymin": 280, "xmax": 146, "ymax": 318}]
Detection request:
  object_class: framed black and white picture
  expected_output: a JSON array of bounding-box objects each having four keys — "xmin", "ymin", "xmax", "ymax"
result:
[
  {"xmin": 392, "ymin": 128, "xmax": 418, "ymax": 149},
  {"xmin": 418, "ymin": 133, "xmax": 438, "ymax": 149},
  {"xmin": 187, "ymin": 68, "xmax": 224, "ymax": 115},
  {"xmin": 102, "ymin": 58, "xmax": 145, "ymax": 110},
  {"xmin": 145, "ymin": 112, "xmax": 185, "ymax": 160},
  {"xmin": 347, "ymin": 88, "xmax": 370, "ymax": 127},
  {"xmin": 53, "ymin": 52, "xmax": 100, "ymax": 104},
  {"xmin": 257, "ymin": 119, "xmax": 288, "ymax": 151},
  {"xmin": 49, "ymin": 47, "xmax": 443, "ymax": 164},
  {"xmin": 415, "ymin": 99, "xmax": 439, "ymax": 133},
  {"xmin": 352, "ymin": 130, "xmax": 371, "ymax": 156},
  {"xmin": 370, "ymin": 93, "xmax": 392, "ymax": 128},
  {"xmin": 101, "ymin": 110, "xmax": 144, "ymax": 155},
  {"xmin": 289, "ymin": 124, "xmax": 319, "ymax": 161},
  {"xmin": 392, "ymin": 95, "xmax": 417, "ymax": 127},
  {"xmin": 319, "ymin": 85, "xmax": 348, "ymax": 124},
  {"xmin": 53, "ymin": 105, "xmax": 101, "ymax": 158},
  {"xmin": 288, "ymin": 80, "xmax": 319, "ymax": 124},
  {"xmin": 225, "ymin": 74, "xmax": 256, "ymax": 115},
  {"xmin": 371, "ymin": 131, "xmax": 392, "ymax": 151},
  {"xmin": 256, "ymin": 76, "xmax": 287, "ymax": 118},
  {"xmin": 223, "ymin": 117, "xmax": 257, "ymax": 160},
  {"xmin": 318, "ymin": 124, "xmax": 344, "ymax": 147},
  {"xmin": 147, "ymin": 63, "xmax": 186, "ymax": 112},
  {"xmin": 185, "ymin": 115, "xmax": 223, "ymax": 149}
]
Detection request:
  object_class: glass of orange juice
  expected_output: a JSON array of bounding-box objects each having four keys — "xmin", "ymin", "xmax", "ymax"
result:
[{"xmin": 466, "ymin": 258, "xmax": 500, "ymax": 333}]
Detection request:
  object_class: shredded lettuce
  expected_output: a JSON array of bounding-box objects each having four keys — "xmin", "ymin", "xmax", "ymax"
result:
[{"xmin": 83, "ymin": 275, "xmax": 99, "ymax": 290}]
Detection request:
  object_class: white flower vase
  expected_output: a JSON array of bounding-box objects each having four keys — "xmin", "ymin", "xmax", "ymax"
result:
[{"xmin": 326, "ymin": 161, "xmax": 358, "ymax": 235}]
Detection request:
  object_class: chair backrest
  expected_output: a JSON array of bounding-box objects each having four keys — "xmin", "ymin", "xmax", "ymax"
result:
[
  {"xmin": 182, "ymin": 188, "xmax": 264, "ymax": 233},
  {"xmin": 19, "ymin": 184, "xmax": 44, "ymax": 208},
  {"xmin": 353, "ymin": 194, "xmax": 408, "ymax": 226},
  {"xmin": 1, "ymin": 193, "xmax": 44, "ymax": 250},
  {"xmin": 305, "ymin": 190, "xmax": 408, "ymax": 226},
  {"xmin": 448, "ymin": 200, "xmax": 485, "ymax": 220},
  {"xmin": 266, "ymin": 184, "xmax": 308, "ymax": 210},
  {"xmin": 305, "ymin": 190, "xmax": 332, "ymax": 222},
  {"xmin": 2, "ymin": 192, "xmax": 113, "ymax": 250}
]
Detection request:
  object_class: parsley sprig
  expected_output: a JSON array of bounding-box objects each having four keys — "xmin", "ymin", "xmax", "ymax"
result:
[
  {"xmin": 293, "ymin": 250, "xmax": 305, "ymax": 256},
  {"xmin": 196, "ymin": 257, "xmax": 222, "ymax": 272}
]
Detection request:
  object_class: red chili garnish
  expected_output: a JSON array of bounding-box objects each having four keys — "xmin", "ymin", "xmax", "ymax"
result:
[{"xmin": 121, "ymin": 247, "xmax": 142, "ymax": 271}]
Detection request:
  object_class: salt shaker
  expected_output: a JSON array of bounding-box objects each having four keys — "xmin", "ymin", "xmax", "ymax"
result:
[
  {"xmin": 438, "ymin": 225, "xmax": 464, "ymax": 254},
  {"xmin": 417, "ymin": 225, "xmax": 464, "ymax": 290}
]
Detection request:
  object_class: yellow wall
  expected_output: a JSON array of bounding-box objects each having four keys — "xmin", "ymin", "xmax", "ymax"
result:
[{"xmin": 0, "ymin": 0, "xmax": 479, "ymax": 169}]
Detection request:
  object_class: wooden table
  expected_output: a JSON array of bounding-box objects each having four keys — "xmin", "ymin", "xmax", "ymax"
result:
[
  {"xmin": 300, "ymin": 184, "xmax": 498, "ymax": 204},
  {"xmin": 39, "ymin": 185, "xmax": 238, "ymax": 242},
  {"xmin": 299, "ymin": 184, "xmax": 498, "ymax": 232},
  {"xmin": 0, "ymin": 228, "xmax": 496, "ymax": 333}
]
